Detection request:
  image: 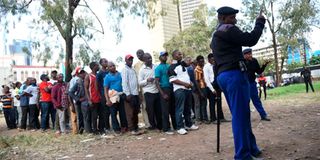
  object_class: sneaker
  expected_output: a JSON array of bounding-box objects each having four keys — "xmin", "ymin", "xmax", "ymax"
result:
[
  {"xmin": 177, "ymin": 128, "xmax": 188, "ymax": 135},
  {"xmin": 164, "ymin": 130, "xmax": 174, "ymax": 135},
  {"xmin": 261, "ymin": 117, "xmax": 271, "ymax": 121},
  {"xmin": 131, "ymin": 130, "xmax": 140, "ymax": 135},
  {"xmin": 185, "ymin": 124, "xmax": 199, "ymax": 130}
]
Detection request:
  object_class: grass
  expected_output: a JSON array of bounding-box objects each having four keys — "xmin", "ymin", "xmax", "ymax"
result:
[{"xmin": 267, "ymin": 81, "xmax": 319, "ymax": 99}]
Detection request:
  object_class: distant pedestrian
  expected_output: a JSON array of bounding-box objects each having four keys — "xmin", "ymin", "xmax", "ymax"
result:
[
  {"xmin": 258, "ymin": 74, "xmax": 267, "ymax": 100},
  {"xmin": 301, "ymin": 66, "xmax": 315, "ymax": 93}
]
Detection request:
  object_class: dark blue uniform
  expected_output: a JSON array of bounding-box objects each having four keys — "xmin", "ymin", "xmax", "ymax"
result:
[
  {"xmin": 210, "ymin": 6, "xmax": 265, "ymax": 160},
  {"xmin": 243, "ymin": 50, "xmax": 268, "ymax": 119}
]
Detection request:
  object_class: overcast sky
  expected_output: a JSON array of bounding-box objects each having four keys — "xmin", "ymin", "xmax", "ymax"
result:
[{"xmin": 2, "ymin": 0, "xmax": 320, "ymax": 65}]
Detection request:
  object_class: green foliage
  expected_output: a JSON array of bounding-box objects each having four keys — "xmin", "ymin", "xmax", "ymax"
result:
[
  {"xmin": 310, "ymin": 55, "xmax": 320, "ymax": 65},
  {"xmin": 0, "ymin": 0, "xmax": 31, "ymax": 15},
  {"xmin": 163, "ymin": 5, "xmax": 216, "ymax": 57}
]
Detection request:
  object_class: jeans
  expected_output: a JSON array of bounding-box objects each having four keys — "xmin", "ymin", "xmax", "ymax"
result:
[
  {"xmin": 97, "ymin": 101, "xmax": 107, "ymax": 132},
  {"xmin": 3, "ymin": 108, "xmax": 16, "ymax": 129},
  {"xmin": 48, "ymin": 103, "xmax": 56, "ymax": 129},
  {"xmin": 20, "ymin": 106, "xmax": 29, "ymax": 129},
  {"xmin": 199, "ymin": 88, "xmax": 208, "ymax": 121},
  {"xmin": 100, "ymin": 98, "xmax": 111, "ymax": 130},
  {"xmin": 192, "ymin": 92, "xmax": 201, "ymax": 121},
  {"xmin": 81, "ymin": 102, "xmax": 98, "ymax": 133},
  {"xmin": 174, "ymin": 89, "xmax": 193, "ymax": 130},
  {"xmin": 110, "ymin": 95, "xmax": 128, "ymax": 131},
  {"xmin": 29, "ymin": 104, "xmax": 40, "ymax": 129},
  {"xmin": 40, "ymin": 102, "xmax": 50, "ymax": 130},
  {"xmin": 206, "ymin": 87, "xmax": 225, "ymax": 121},
  {"xmin": 144, "ymin": 92, "xmax": 162, "ymax": 130},
  {"xmin": 160, "ymin": 88, "xmax": 176, "ymax": 132},
  {"xmin": 75, "ymin": 101, "xmax": 84, "ymax": 131},
  {"xmin": 249, "ymin": 82, "xmax": 267, "ymax": 119},
  {"xmin": 217, "ymin": 70, "xmax": 260, "ymax": 159},
  {"xmin": 17, "ymin": 106, "xmax": 22, "ymax": 127}
]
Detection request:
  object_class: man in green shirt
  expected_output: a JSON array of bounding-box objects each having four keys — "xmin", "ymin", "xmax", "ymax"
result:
[{"xmin": 155, "ymin": 51, "xmax": 176, "ymax": 134}]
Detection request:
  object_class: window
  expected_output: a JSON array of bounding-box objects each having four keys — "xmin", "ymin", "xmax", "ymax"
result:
[{"xmin": 21, "ymin": 71, "xmax": 24, "ymax": 81}]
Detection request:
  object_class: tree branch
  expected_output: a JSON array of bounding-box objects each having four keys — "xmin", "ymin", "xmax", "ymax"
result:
[
  {"xmin": 79, "ymin": 35, "xmax": 94, "ymax": 53},
  {"xmin": 80, "ymin": 0, "xmax": 104, "ymax": 34},
  {"xmin": 42, "ymin": 0, "xmax": 66, "ymax": 39}
]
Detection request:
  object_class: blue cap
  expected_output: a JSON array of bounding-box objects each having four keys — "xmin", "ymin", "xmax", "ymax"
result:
[
  {"xmin": 159, "ymin": 51, "xmax": 168, "ymax": 56},
  {"xmin": 217, "ymin": 6, "xmax": 239, "ymax": 16},
  {"xmin": 242, "ymin": 48, "xmax": 252, "ymax": 54}
]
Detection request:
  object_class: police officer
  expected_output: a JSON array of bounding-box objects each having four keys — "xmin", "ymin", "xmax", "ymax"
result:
[
  {"xmin": 300, "ymin": 66, "xmax": 315, "ymax": 93},
  {"xmin": 243, "ymin": 48, "xmax": 271, "ymax": 121},
  {"xmin": 210, "ymin": 6, "xmax": 265, "ymax": 159}
]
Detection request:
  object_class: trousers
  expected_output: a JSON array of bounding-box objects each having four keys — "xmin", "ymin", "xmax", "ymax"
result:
[{"xmin": 217, "ymin": 70, "xmax": 260, "ymax": 160}]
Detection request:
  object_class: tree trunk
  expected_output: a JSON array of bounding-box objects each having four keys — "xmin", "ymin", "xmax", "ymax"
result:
[
  {"xmin": 65, "ymin": 0, "xmax": 75, "ymax": 82},
  {"xmin": 272, "ymin": 32, "xmax": 280, "ymax": 86}
]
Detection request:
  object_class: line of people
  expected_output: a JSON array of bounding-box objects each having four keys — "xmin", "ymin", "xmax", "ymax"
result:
[{"xmin": 1, "ymin": 49, "xmax": 236, "ymax": 135}]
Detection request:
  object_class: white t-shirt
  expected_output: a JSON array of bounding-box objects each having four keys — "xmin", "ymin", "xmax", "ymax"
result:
[
  {"xmin": 169, "ymin": 65, "xmax": 191, "ymax": 92},
  {"xmin": 11, "ymin": 88, "xmax": 20, "ymax": 107},
  {"xmin": 24, "ymin": 85, "xmax": 39, "ymax": 105}
]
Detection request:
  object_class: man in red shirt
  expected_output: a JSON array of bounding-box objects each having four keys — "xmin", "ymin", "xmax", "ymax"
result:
[
  {"xmin": 84, "ymin": 62, "xmax": 101, "ymax": 134},
  {"xmin": 39, "ymin": 74, "xmax": 54, "ymax": 132}
]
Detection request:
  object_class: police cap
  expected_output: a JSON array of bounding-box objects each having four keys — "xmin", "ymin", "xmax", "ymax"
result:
[
  {"xmin": 242, "ymin": 48, "xmax": 252, "ymax": 54},
  {"xmin": 217, "ymin": 6, "xmax": 239, "ymax": 16}
]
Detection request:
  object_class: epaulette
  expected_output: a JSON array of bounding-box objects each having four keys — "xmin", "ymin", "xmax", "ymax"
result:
[{"xmin": 217, "ymin": 24, "xmax": 234, "ymax": 32}]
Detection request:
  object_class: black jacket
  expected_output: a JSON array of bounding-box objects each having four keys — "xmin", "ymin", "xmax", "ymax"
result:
[
  {"xmin": 210, "ymin": 18, "xmax": 265, "ymax": 74},
  {"xmin": 246, "ymin": 58, "xmax": 267, "ymax": 83}
]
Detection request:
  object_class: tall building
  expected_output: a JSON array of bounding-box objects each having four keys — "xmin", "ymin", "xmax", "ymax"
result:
[
  {"xmin": 180, "ymin": 0, "xmax": 204, "ymax": 30},
  {"xmin": 149, "ymin": 0, "xmax": 204, "ymax": 53}
]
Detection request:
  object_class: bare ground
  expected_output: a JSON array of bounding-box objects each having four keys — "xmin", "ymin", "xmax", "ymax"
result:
[{"xmin": 0, "ymin": 91, "xmax": 319, "ymax": 160}]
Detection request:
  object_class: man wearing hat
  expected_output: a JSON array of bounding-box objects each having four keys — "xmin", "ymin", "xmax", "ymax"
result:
[
  {"xmin": 68, "ymin": 66, "xmax": 85, "ymax": 134},
  {"xmin": 243, "ymin": 48, "xmax": 271, "ymax": 121},
  {"xmin": 211, "ymin": 6, "xmax": 266, "ymax": 159},
  {"xmin": 155, "ymin": 51, "xmax": 176, "ymax": 134},
  {"xmin": 122, "ymin": 54, "xmax": 139, "ymax": 134}
]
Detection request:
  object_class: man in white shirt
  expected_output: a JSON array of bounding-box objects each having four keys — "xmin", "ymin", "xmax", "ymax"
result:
[
  {"xmin": 139, "ymin": 53, "xmax": 162, "ymax": 130},
  {"xmin": 203, "ymin": 53, "xmax": 227, "ymax": 123},
  {"xmin": 168, "ymin": 50, "xmax": 198, "ymax": 135},
  {"xmin": 24, "ymin": 78, "xmax": 40, "ymax": 130}
]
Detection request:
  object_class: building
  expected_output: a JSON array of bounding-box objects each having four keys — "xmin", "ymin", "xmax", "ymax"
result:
[
  {"xmin": 12, "ymin": 65, "xmax": 56, "ymax": 83},
  {"xmin": 149, "ymin": 0, "xmax": 204, "ymax": 52},
  {"xmin": 180, "ymin": 0, "xmax": 204, "ymax": 30}
]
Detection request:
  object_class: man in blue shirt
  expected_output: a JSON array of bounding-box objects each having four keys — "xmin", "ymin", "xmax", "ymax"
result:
[
  {"xmin": 104, "ymin": 61, "xmax": 127, "ymax": 134},
  {"xmin": 155, "ymin": 51, "xmax": 176, "ymax": 134}
]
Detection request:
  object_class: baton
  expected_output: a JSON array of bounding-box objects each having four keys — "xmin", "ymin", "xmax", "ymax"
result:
[{"xmin": 216, "ymin": 89, "xmax": 222, "ymax": 153}]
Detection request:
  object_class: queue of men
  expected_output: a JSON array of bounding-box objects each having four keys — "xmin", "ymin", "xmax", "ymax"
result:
[{"xmin": 1, "ymin": 48, "xmax": 241, "ymax": 136}]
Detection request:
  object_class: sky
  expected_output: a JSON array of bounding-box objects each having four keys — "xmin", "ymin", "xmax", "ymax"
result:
[{"xmin": 2, "ymin": 0, "xmax": 320, "ymax": 66}]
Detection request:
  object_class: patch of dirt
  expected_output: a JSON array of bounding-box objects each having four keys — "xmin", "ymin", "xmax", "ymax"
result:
[{"xmin": 0, "ymin": 92, "xmax": 319, "ymax": 160}]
